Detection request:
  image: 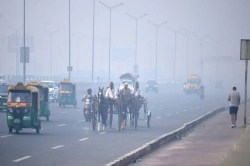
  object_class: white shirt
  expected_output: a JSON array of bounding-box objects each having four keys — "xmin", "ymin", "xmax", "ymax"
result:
[
  {"xmin": 132, "ymin": 88, "xmax": 141, "ymax": 96},
  {"xmin": 228, "ymin": 90, "xmax": 240, "ymax": 107},
  {"xmin": 105, "ymin": 87, "xmax": 116, "ymax": 99}
]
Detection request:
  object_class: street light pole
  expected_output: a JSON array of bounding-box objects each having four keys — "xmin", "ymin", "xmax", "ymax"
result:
[
  {"xmin": 44, "ymin": 29, "xmax": 59, "ymax": 80},
  {"xmin": 193, "ymin": 34, "xmax": 209, "ymax": 78},
  {"xmin": 23, "ymin": 0, "xmax": 26, "ymax": 84},
  {"xmin": 68, "ymin": 0, "xmax": 71, "ymax": 80},
  {"xmin": 181, "ymin": 32, "xmax": 189, "ymax": 78},
  {"xmin": 91, "ymin": 0, "xmax": 96, "ymax": 82},
  {"xmin": 99, "ymin": 1, "xmax": 123, "ymax": 82},
  {"xmin": 127, "ymin": 13, "xmax": 147, "ymax": 74},
  {"xmin": 168, "ymin": 27, "xmax": 183, "ymax": 82},
  {"xmin": 148, "ymin": 20, "xmax": 167, "ymax": 80},
  {"xmin": 72, "ymin": 35, "xmax": 85, "ymax": 82}
]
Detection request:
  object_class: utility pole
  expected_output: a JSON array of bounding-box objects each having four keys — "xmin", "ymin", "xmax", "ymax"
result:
[
  {"xmin": 99, "ymin": 1, "xmax": 123, "ymax": 82},
  {"xmin": 148, "ymin": 20, "xmax": 167, "ymax": 80},
  {"xmin": 127, "ymin": 12, "xmax": 147, "ymax": 74}
]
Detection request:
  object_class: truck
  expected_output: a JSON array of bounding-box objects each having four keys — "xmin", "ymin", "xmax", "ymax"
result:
[{"xmin": 183, "ymin": 74, "xmax": 204, "ymax": 99}]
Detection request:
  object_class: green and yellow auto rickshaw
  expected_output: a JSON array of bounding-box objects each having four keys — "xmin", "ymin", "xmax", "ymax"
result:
[
  {"xmin": 7, "ymin": 82, "xmax": 41, "ymax": 134},
  {"xmin": 27, "ymin": 82, "xmax": 50, "ymax": 121},
  {"xmin": 58, "ymin": 79, "xmax": 77, "ymax": 108}
]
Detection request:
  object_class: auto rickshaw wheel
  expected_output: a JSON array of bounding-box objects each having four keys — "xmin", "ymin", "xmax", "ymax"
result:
[
  {"xmin": 36, "ymin": 127, "xmax": 40, "ymax": 134},
  {"xmin": 46, "ymin": 115, "xmax": 49, "ymax": 121},
  {"xmin": 36, "ymin": 121, "xmax": 41, "ymax": 134},
  {"xmin": 8, "ymin": 127, "xmax": 13, "ymax": 133},
  {"xmin": 14, "ymin": 124, "xmax": 20, "ymax": 134},
  {"xmin": 15, "ymin": 128, "xmax": 20, "ymax": 134}
]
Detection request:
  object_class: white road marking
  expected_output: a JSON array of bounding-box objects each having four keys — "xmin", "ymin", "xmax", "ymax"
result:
[
  {"xmin": 60, "ymin": 111, "xmax": 67, "ymax": 114},
  {"xmin": 166, "ymin": 114, "xmax": 171, "ymax": 117},
  {"xmin": 77, "ymin": 120, "xmax": 84, "ymax": 123},
  {"xmin": 51, "ymin": 145, "xmax": 64, "ymax": 149},
  {"xmin": 78, "ymin": 138, "xmax": 89, "ymax": 142},
  {"xmin": 13, "ymin": 156, "xmax": 31, "ymax": 163},
  {"xmin": 1, "ymin": 135, "xmax": 12, "ymax": 138},
  {"xmin": 156, "ymin": 116, "xmax": 161, "ymax": 119},
  {"xmin": 99, "ymin": 132, "xmax": 106, "ymax": 135},
  {"xmin": 58, "ymin": 124, "xmax": 66, "ymax": 127},
  {"xmin": 183, "ymin": 109, "xmax": 188, "ymax": 112}
]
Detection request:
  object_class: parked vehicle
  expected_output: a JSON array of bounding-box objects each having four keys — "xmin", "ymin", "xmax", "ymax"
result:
[
  {"xmin": 0, "ymin": 83, "xmax": 8, "ymax": 112},
  {"xmin": 40, "ymin": 80, "xmax": 58, "ymax": 102},
  {"xmin": 145, "ymin": 80, "xmax": 158, "ymax": 93},
  {"xmin": 7, "ymin": 82, "xmax": 41, "ymax": 134},
  {"xmin": 58, "ymin": 79, "xmax": 77, "ymax": 108},
  {"xmin": 27, "ymin": 82, "xmax": 50, "ymax": 121}
]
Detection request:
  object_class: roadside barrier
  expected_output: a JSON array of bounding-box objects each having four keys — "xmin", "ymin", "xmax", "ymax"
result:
[{"xmin": 105, "ymin": 106, "xmax": 226, "ymax": 166}]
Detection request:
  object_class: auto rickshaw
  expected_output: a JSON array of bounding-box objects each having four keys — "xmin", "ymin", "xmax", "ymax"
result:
[
  {"xmin": 27, "ymin": 82, "xmax": 50, "ymax": 121},
  {"xmin": 7, "ymin": 82, "xmax": 41, "ymax": 134},
  {"xmin": 58, "ymin": 79, "xmax": 77, "ymax": 108}
]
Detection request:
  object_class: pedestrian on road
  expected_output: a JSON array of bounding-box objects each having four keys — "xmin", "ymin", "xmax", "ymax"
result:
[{"xmin": 228, "ymin": 86, "xmax": 240, "ymax": 128}]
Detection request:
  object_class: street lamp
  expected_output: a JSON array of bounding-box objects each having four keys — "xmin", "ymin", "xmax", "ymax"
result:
[
  {"xmin": 168, "ymin": 27, "xmax": 184, "ymax": 82},
  {"xmin": 68, "ymin": 0, "xmax": 72, "ymax": 80},
  {"xmin": 193, "ymin": 34, "xmax": 209, "ymax": 78},
  {"xmin": 91, "ymin": 0, "xmax": 96, "ymax": 82},
  {"xmin": 72, "ymin": 35, "xmax": 86, "ymax": 82},
  {"xmin": 44, "ymin": 29, "xmax": 59, "ymax": 80},
  {"xmin": 99, "ymin": 1, "xmax": 123, "ymax": 82},
  {"xmin": 23, "ymin": 0, "xmax": 26, "ymax": 84},
  {"xmin": 179, "ymin": 29, "xmax": 190, "ymax": 79},
  {"xmin": 127, "ymin": 12, "xmax": 147, "ymax": 74},
  {"xmin": 148, "ymin": 20, "xmax": 167, "ymax": 80}
]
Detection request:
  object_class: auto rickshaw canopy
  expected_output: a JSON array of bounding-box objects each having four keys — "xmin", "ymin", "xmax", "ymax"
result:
[
  {"xmin": 7, "ymin": 82, "xmax": 40, "ymax": 110},
  {"xmin": 59, "ymin": 79, "xmax": 76, "ymax": 93},
  {"xmin": 27, "ymin": 82, "xmax": 49, "ymax": 102}
]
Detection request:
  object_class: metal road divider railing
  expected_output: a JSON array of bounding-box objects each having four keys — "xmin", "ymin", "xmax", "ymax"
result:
[{"xmin": 105, "ymin": 106, "xmax": 226, "ymax": 166}]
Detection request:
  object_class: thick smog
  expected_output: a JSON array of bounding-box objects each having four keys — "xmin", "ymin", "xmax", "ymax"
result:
[{"xmin": 0, "ymin": 0, "xmax": 249, "ymax": 166}]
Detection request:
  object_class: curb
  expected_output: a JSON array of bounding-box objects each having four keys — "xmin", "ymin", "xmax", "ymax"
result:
[{"xmin": 105, "ymin": 106, "xmax": 226, "ymax": 166}]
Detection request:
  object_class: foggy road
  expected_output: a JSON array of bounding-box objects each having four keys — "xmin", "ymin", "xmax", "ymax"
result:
[{"xmin": 0, "ymin": 84, "xmax": 227, "ymax": 166}]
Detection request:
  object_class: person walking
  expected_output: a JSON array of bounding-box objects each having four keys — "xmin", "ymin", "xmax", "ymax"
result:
[{"xmin": 228, "ymin": 86, "xmax": 241, "ymax": 128}]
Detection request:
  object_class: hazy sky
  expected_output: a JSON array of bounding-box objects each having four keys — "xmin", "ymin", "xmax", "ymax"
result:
[{"xmin": 0, "ymin": 0, "xmax": 250, "ymax": 85}]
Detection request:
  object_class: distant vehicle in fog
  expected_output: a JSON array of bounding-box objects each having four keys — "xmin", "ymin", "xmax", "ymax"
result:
[
  {"xmin": 0, "ymin": 74, "xmax": 6, "ymax": 84},
  {"xmin": 118, "ymin": 73, "xmax": 138, "ymax": 92},
  {"xmin": 183, "ymin": 74, "xmax": 204, "ymax": 99},
  {"xmin": 41, "ymin": 80, "xmax": 59, "ymax": 102},
  {"xmin": 145, "ymin": 80, "xmax": 158, "ymax": 93},
  {"xmin": 0, "ymin": 83, "xmax": 8, "ymax": 112}
]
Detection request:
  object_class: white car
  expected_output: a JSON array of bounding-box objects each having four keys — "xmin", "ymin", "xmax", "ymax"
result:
[{"xmin": 41, "ymin": 80, "xmax": 58, "ymax": 102}]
